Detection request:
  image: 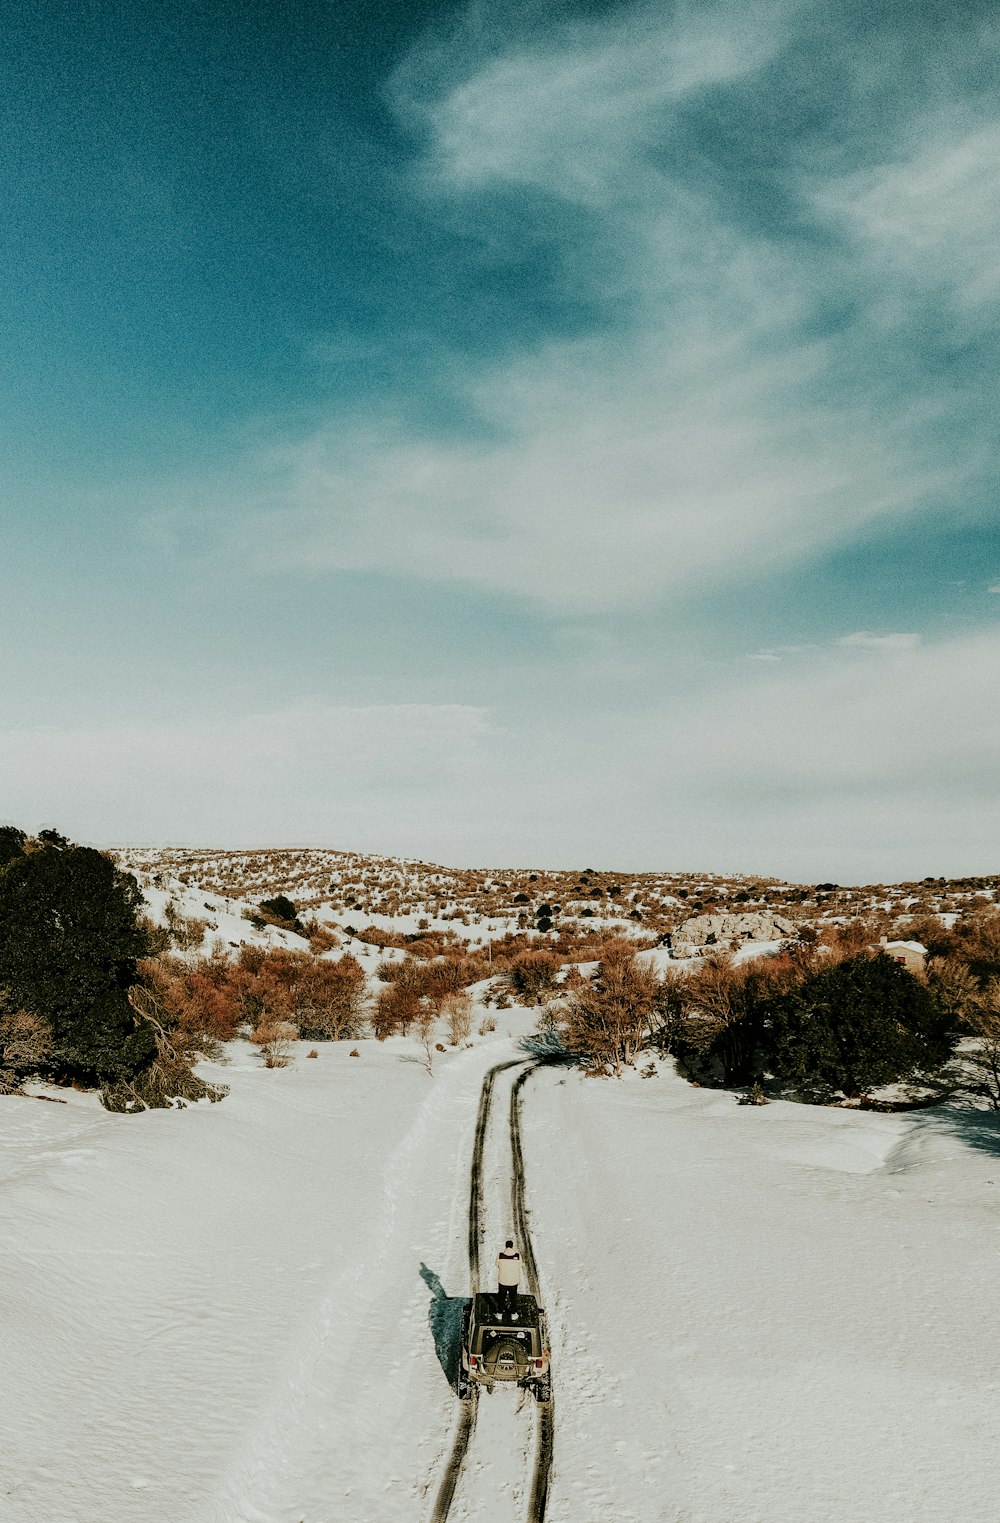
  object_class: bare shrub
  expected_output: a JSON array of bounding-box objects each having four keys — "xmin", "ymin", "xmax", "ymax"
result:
[
  {"xmin": 374, "ymin": 981, "xmax": 422, "ymax": 1038},
  {"xmin": 0, "ymin": 1000, "xmax": 52, "ymax": 1094},
  {"xmin": 307, "ymin": 924, "xmax": 341, "ymax": 955},
  {"xmin": 137, "ymin": 914, "xmax": 170, "ymax": 956},
  {"xmin": 253, "ymin": 1021, "xmax": 297, "ymax": 1069},
  {"xmin": 957, "ymin": 978, "xmax": 1000, "ymax": 1110},
  {"xmin": 667, "ymin": 952, "xmax": 806, "ymax": 1088},
  {"xmin": 926, "ymin": 956, "xmax": 980, "ymax": 1027},
  {"xmin": 443, "ymin": 990, "xmax": 473, "ymax": 1044},
  {"xmin": 504, "ymin": 950, "xmax": 561, "ymax": 1004},
  {"xmin": 952, "ymin": 907, "xmax": 1000, "ymax": 979},
  {"xmin": 100, "ymin": 985, "xmax": 228, "ymax": 1112},
  {"xmin": 559, "ymin": 951, "xmax": 662, "ymax": 1076},
  {"xmin": 417, "ymin": 1012, "xmax": 436, "ymax": 1076},
  {"xmin": 478, "ymin": 1015, "xmax": 497, "ymax": 1035},
  {"xmin": 294, "ymin": 954, "xmax": 366, "ymax": 1041},
  {"xmin": 163, "ymin": 900, "xmax": 210, "ymax": 950}
]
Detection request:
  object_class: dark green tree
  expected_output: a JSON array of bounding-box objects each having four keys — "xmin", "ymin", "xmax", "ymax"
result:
[
  {"xmin": 765, "ymin": 952, "xmax": 954, "ymax": 1100},
  {"xmin": 0, "ymin": 833, "xmax": 156, "ymax": 1083},
  {"xmin": 260, "ymin": 894, "xmax": 297, "ymax": 923},
  {"xmin": 0, "ymin": 827, "xmax": 26, "ymax": 868}
]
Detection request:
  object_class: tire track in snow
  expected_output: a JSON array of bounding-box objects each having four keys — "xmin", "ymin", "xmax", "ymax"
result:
[
  {"xmin": 430, "ymin": 1058, "xmax": 554, "ymax": 1523},
  {"xmin": 510, "ymin": 1064, "xmax": 554, "ymax": 1523},
  {"xmin": 430, "ymin": 1059, "xmax": 519, "ymax": 1522}
]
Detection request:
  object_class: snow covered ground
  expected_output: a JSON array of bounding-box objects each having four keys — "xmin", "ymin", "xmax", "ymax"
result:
[
  {"xmin": 524, "ymin": 1064, "xmax": 1000, "ymax": 1522},
  {"xmin": 2, "ymin": 1033, "xmax": 998, "ymax": 1523}
]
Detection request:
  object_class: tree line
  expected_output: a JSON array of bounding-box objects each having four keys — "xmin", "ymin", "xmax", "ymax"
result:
[{"xmin": 552, "ymin": 916, "xmax": 1000, "ymax": 1107}]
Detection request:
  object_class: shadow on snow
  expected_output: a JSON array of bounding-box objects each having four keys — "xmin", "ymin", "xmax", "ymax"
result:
[
  {"xmin": 420, "ymin": 1263, "xmax": 470, "ymax": 1393},
  {"xmin": 912, "ymin": 1104, "xmax": 1000, "ymax": 1159}
]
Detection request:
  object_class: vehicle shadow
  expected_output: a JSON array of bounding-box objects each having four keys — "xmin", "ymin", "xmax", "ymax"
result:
[{"xmin": 419, "ymin": 1263, "xmax": 470, "ymax": 1393}]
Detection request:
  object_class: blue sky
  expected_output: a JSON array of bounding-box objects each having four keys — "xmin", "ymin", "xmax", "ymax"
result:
[{"xmin": 2, "ymin": 0, "xmax": 999, "ymax": 880}]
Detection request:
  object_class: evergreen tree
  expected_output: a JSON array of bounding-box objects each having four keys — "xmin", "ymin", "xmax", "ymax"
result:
[
  {"xmin": 0, "ymin": 833, "xmax": 156, "ymax": 1083},
  {"xmin": 766, "ymin": 951, "xmax": 954, "ymax": 1100},
  {"xmin": 0, "ymin": 827, "xmax": 26, "ymax": 868}
]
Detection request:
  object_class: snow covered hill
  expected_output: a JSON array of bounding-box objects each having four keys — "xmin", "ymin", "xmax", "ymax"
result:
[{"xmin": 2, "ymin": 1027, "xmax": 998, "ymax": 1523}]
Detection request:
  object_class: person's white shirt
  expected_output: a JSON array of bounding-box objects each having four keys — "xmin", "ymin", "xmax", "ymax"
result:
[{"xmin": 497, "ymin": 1247, "xmax": 521, "ymax": 1287}]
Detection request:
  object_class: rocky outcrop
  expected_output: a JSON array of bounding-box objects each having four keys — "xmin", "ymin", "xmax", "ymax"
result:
[{"xmin": 672, "ymin": 911, "xmax": 798, "ymax": 951}]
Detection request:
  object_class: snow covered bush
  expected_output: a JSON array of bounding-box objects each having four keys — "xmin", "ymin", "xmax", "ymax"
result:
[{"xmin": 962, "ymin": 983, "xmax": 1000, "ymax": 1110}]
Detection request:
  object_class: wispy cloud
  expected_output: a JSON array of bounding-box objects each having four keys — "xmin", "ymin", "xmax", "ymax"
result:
[
  {"xmin": 400, "ymin": 0, "xmax": 797, "ymax": 208},
  {"xmin": 242, "ymin": 1, "xmax": 978, "ymax": 616},
  {"xmin": 816, "ymin": 119, "xmax": 1000, "ymax": 316}
]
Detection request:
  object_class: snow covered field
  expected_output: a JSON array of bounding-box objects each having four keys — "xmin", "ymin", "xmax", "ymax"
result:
[{"xmin": 2, "ymin": 1033, "xmax": 998, "ymax": 1523}]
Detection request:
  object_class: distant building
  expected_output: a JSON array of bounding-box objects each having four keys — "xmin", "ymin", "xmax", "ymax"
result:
[{"xmin": 879, "ymin": 938, "xmax": 928, "ymax": 974}]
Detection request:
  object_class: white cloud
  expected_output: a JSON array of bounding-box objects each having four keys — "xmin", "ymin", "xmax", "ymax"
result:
[
  {"xmin": 404, "ymin": 0, "xmax": 795, "ymax": 207},
  {"xmin": 837, "ymin": 632, "xmax": 922, "ymax": 651},
  {"xmin": 815, "ymin": 120, "xmax": 1000, "ymax": 315},
  {"xmin": 0, "ymin": 704, "xmax": 492, "ymax": 849},
  {"xmin": 257, "ymin": 327, "xmax": 954, "ymax": 614},
  {"xmin": 6, "ymin": 626, "xmax": 998, "ymax": 883},
  {"xmin": 670, "ymin": 626, "xmax": 1000, "ymax": 796}
]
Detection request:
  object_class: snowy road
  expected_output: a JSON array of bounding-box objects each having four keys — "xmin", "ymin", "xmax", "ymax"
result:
[
  {"xmin": 430, "ymin": 1058, "xmax": 554, "ymax": 1523},
  {"xmin": 4, "ymin": 1032, "xmax": 999, "ymax": 1522}
]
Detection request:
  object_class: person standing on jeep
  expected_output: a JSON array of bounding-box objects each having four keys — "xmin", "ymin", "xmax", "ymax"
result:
[{"xmin": 496, "ymin": 1238, "xmax": 521, "ymax": 1310}]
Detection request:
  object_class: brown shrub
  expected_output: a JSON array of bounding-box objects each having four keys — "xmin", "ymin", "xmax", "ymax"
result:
[
  {"xmin": 952, "ymin": 907, "xmax": 1000, "ymax": 978},
  {"xmin": 253, "ymin": 1021, "xmax": 297, "ymax": 1068},
  {"xmin": 374, "ymin": 981, "xmax": 422, "ymax": 1039},
  {"xmin": 664, "ymin": 951, "xmax": 805, "ymax": 1086},
  {"xmin": 559, "ymin": 951, "xmax": 662, "ymax": 1076},
  {"xmin": 504, "ymin": 950, "xmax": 561, "ymax": 1004},
  {"xmin": 139, "ymin": 950, "xmax": 242, "ymax": 1042},
  {"xmin": 0, "ymin": 1000, "xmax": 53, "ymax": 1093},
  {"xmin": 443, "ymin": 990, "xmax": 473, "ymax": 1044},
  {"xmin": 307, "ymin": 924, "xmax": 341, "ymax": 955},
  {"xmin": 163, "ymin": 900, "xmax": 210, "ymax": 950},
  {"xmin": 138, "ymin": 945, "xmax": 367, "ymax": 1045},
  {"xmin": 293, "ymin": 955, "xmax": 366, "ymax": 1041}
]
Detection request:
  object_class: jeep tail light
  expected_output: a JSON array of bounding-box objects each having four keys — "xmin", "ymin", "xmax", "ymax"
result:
[
  {"xmin": 535, "ymin": 1359, "xmax": 543, "ymax": 1369},
  {"xmin": 469, "ymin": 1355, "xmax": 478, "ymax": 1367}
]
